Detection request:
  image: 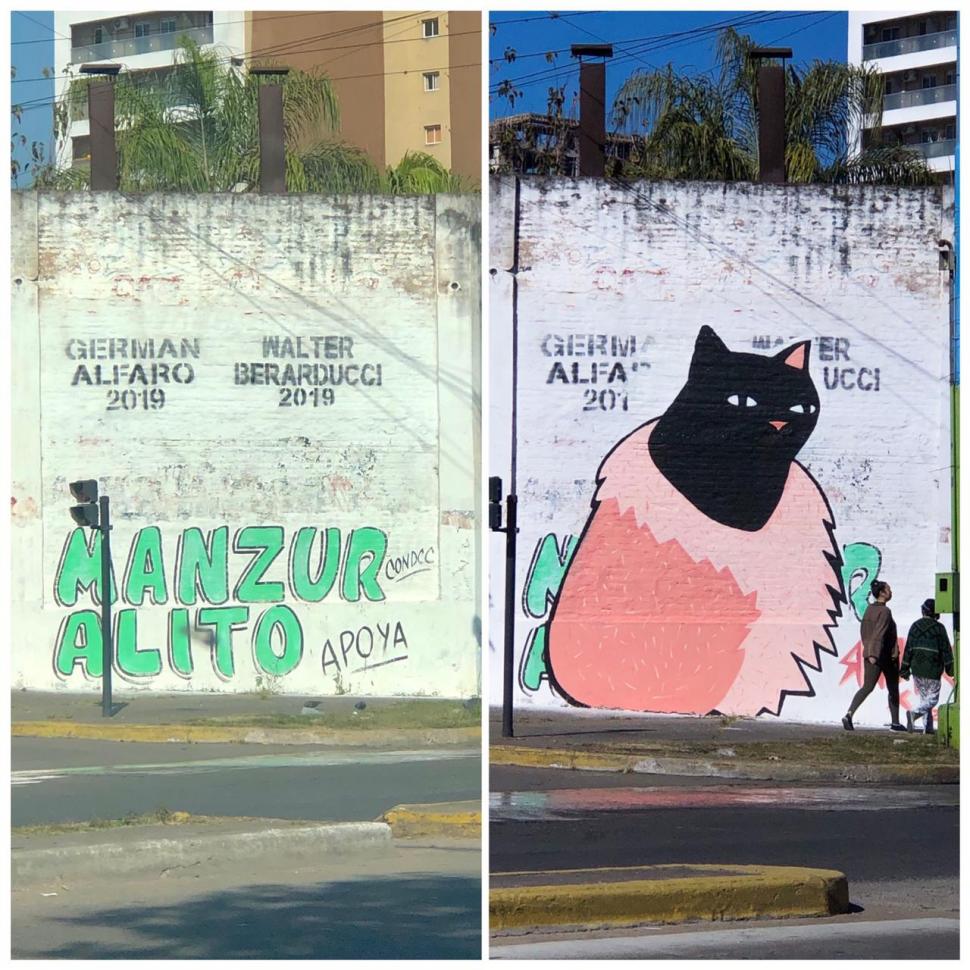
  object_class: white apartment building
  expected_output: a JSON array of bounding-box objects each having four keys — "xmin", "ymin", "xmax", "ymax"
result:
[
  {"xmin": 848, "ymin": 10, "xmax": 958, "ymax": 179},
  {"xmin": 52, "ymin": 11, "xmax": 245, "ymax": 169}
]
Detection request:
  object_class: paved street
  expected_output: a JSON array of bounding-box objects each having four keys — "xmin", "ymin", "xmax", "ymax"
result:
[
  {"xmin": 490, "ymin": 765, "xmax": 959, "ymax": 959},
  {"xmin": 492, "ymin": 917, "xmax": 959, "ymax": 959},
  {"xmin": 12, "ymin": 738, "xmax": 480, "ymax": 826},
  {"xmin": 13, "ymin": 840, "xmax": 481, "ymax": 960}
]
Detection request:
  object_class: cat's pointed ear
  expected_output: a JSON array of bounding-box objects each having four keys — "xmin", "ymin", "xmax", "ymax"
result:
[
  {"xmin": 775, "ymin": 340, "xmax": 811, "ymax": 371},
  {"xmin": 692, "ymin": 326, "xmax": 729, "ymax": 365}
]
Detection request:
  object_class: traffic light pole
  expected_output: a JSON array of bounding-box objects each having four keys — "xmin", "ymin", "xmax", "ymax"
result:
[
  {"xmin": 99, "ymin": 495, "xmax": 112, "ymax": 718},
  {"xmin": 502, "ymin": 494, "xmax": 518, "ymax": 738}
]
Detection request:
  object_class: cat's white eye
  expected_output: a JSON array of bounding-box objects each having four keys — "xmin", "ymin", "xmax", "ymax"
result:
[
  {"xmin": 744, "ymin": 396, "xmax": 757, "ymax": 407},
  {"xmin": 727, "ymin": 394, "xmax": 740, "ymax": 406},
  {"xmin": 789, "ymin": 404, "xmax": 818, "ymax": 414}
]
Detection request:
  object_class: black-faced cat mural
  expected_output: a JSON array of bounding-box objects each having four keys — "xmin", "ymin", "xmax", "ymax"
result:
[{"xmin": 546, "ymin": 325, "xmax": 846, "ymax": 716}]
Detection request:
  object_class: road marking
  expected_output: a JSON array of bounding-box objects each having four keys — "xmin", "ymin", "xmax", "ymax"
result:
[
  {"xmin": 491, "ymin": 917, "xmax": 960, "ymax": 959},
  {"xmin": 489, "ymin": 784, "xmax": 958, "ymax": 820},
  {"xmin": 12, "ymin": 749, "xmax": 478, "ymax": 784},
  {"xmin": 11, "ymin": 773, "xmax": 67, "ymax": 787}
]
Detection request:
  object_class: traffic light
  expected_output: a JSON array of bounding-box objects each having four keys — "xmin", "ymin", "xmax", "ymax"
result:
[
  {"xmin": 489, "ymin": 476, "xmax": 503, "ymax": 531},
  {"xmin": 69, "ymin": 479, "xmax": 100, "ymax": 528}
]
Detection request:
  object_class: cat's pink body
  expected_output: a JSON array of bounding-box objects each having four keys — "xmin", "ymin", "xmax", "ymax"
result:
[{"xmin": 548, "ymin": 419, "xmax": 841, "ymax": 716}]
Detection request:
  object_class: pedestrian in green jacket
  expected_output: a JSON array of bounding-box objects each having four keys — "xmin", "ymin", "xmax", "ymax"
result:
[{"xmin": 900, "ymin": 598, "xmax": 954, "ymax": 735}]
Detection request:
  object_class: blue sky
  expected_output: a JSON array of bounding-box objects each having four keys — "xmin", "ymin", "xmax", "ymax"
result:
[
  {"xmin": 11, "ymin": 10, "xmax": 55, "ymax": 187},
  {"xmin": 489, "ymin": 10, "xmax": 848, "ymax": 121}
]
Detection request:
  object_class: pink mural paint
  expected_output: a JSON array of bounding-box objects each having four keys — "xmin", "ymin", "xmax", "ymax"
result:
[{"xmin": 547, "ymin": 327, "xmax": 845, "ymax": 716}]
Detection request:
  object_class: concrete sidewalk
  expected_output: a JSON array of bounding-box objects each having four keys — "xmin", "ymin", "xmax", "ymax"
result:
[
  {"xmin": 13, "ymin": 801, "xmax": 481, "ymax": 888},
  {"xmin": 11, "ymin": 690, "xmax": 481, "ymax": 748},
  {"xmin": 489, "ymin": 708, "xmax": 958, "ymax": 784},
  {"xmin": 491, "ymin": 863, "xmax": 849, "ymax": 931}
]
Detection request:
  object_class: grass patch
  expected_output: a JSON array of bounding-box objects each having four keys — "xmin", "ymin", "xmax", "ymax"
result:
[
  {"xmin": 13, "ymin": 807, "xmax": 196, "ymax": 837},
  {"xmin": 186, "ymin": 698, "xmax": 482, "ymax": 731},
  {"xmin": 583, "ymin": 733, "xmax": 958, "ymax": 766}
]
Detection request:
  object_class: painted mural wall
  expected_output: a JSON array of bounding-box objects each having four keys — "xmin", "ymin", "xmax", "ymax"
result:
[
  {"xmin": 489, "ymin": 177, "xmax": 954, "ymax": 725},
  {"xmin": 12, "ymin": 192, "xmax": 481, "ymax": 697}
]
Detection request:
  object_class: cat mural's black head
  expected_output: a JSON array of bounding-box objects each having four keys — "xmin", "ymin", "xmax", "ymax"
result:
[{"xmin": 648, "ymin": 325, "xmax": 820, "ymax": 532}]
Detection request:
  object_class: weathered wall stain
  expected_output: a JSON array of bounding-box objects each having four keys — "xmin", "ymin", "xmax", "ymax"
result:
[
  {"xmin": 12, "ymin": 192, "xmax": 481, "ymax": 698},
  {"xmin": 490, "ymin": 177, "xmax": 953, "ymax": 725}
]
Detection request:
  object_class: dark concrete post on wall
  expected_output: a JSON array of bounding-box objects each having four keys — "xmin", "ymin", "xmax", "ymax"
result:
[
  {"xmin": 572, "ymin": 45, "xmax": 613, "ymax": 178},
  {"xmin": 253, "ymin": 67, "xmax": 289, "ymax": 194},
  {"xmin": 749, "ymin": 47, "xmax": 792, "ymax": 184},
  {"xmin": 79, "ymin": 63, "xmax": 121, "ymax": 191}
]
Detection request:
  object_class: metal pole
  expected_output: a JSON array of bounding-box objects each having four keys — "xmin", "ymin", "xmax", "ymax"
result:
[
  {"xmin": 756, "ymin": 63, "xmax": 786, "ymax": 183},
  {"xmin": 100, "ymin": 495, "xmax": 113, "ymax": 717},
  {"xmin": 502, "ymin": 494, "xmax": 518, "ymax": 738},
  {"xmin": 258, "ymin": 82, "xmax": 286, "ymax": 194},
  {"xmin": 578, "ymin": 62, "xmax": 606, "ymax": 177},
  {"xmin": 87, "ymin": 80, "xmax": 118, "ymax": 191}
]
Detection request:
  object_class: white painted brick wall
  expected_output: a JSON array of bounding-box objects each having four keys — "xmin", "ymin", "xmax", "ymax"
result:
[
  {"xmin": 489, "ymin": 177, "xmax": 954, "ymax": 725},
  {"xmin": 12, "ymin": 192, "xmax": 481, "ymax": 698}
]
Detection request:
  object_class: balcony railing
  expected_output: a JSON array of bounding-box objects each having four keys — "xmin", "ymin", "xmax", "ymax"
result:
[
  {"xmin": 863, "ymin": 29, "xmax": 957, "ymax": 61},
  {"xmin": 884, "ymin": 83, "xmax": 957, "ymax": 112},
  {"xmin": 71, "ymin": 24, "xmax": 213, "ymax": 64},
  {"xmin": 912, "ymin": 138, "xmax": 957, "ymax": 160}
]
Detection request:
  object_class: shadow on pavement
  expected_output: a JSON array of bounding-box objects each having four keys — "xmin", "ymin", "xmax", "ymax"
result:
[{"xmin": 14, "ymin": 873, "xmax": 481, "ymax": 960}]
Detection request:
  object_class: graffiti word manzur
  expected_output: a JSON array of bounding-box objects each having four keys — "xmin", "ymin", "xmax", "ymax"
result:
[{"xmin": 52, "ymin": 524, "xmax": 408, "ymax": 683}]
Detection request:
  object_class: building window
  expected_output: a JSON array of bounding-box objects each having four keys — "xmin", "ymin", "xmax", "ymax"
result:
[
  {"xmin": 135, "ymin": 21, "xmax": 152, "ymax": 38},
  {"xmin": 918, "ymin": 19, "xmax": 928, "ymax": 35},
  {"xmin": 422, "ymin": 18, "xmax": 439, "ymax": 38},
  {"xmin": 881, "ymin": 26, "xmax": 900, "ymax": 42},
  {"xmin": 922, "ymin": 75, "xmax": 938, "ymax": 89},
  {"xmin": 160, "ymin": 19, "xmax": 177, "ymax": 33},
  {"xmin": 425, "ymin": 124, "xmax": 442, "ymax": 145},
  {"xmin": 423, "ymin": 71, "xmax": 440, "ymax": 92},
  {"xmin": 945, "ymin": 71, "xmax": 956, "ymax": 86},
  {"xmin": 93, "ymin": 26, "xmax": 104, "ymax": 44},
  {"xmin": 945, "ymin": 124, "xmax": 956, "ymax": 140}
]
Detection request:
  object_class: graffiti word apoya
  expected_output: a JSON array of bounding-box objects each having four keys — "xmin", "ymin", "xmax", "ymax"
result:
[{"xmin": 52, "ymin": 525, "xmax": 393, "ymax": 682}]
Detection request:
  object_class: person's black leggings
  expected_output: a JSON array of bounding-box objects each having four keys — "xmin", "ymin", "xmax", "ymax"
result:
[{"xmin": 847, "ymin": 656, "xmax": 900, "ymax": 723}]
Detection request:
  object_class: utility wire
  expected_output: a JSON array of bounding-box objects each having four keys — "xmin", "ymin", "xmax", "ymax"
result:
[{"xmin": 489, "ymin": 11, "xmax": 818, "ymax": 95}]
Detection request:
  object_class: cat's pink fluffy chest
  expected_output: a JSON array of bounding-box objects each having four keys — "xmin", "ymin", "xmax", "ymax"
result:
[{"xmin": 548, "ymin": 420, "xmax": 839, "ymax": 715}]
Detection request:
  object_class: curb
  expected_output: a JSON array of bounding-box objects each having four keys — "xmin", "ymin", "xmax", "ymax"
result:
[
  {"xmin": 381, "ymin": 801, "xmax": 481, "ymax": 839},
  {"xmin": 490, "ymin": 744, "xmax": 959, "ymax": 785},
  {"xmin": 490, "ymin": 864, "xmax": 849, "ymax": 931},
  {"xmin": 12, "ymin": 721, "xmax": 480, "ymax": 748},
  {"xmin": 12, "ymin": 821, "xmax": 392, "ymax": 886}
]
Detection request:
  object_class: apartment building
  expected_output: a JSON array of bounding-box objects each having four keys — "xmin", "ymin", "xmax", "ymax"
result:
[
  {"xmin": 848, "ymin": 10, "xmax": 958, "ymax": 179},
  {"xmin": 52, "ymin": 11, "xmax": 246, "ymax": 169},
  {"xmin": 247, "ymin": 11, "xmax": 481, "ymax": 183},
  {"xmin": 52, "ymin": 10, "xmax": 481, "ymax": 185}
]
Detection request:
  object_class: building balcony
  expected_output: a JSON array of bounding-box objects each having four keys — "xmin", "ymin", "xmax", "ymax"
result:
[
  {"xmin": 884, "ymin": 83, "xmax": 957, "ymax": 112},
  {"xmin": 912, "ymin": 138, "xmax": 956, "ymax": 161},
  {"xmin": 863, "ymin": 29, "xmax": 957, "ymax": 62},
  {"xmin": 71, "ymin": 24, "xmax": 214, "ymax": 65}
]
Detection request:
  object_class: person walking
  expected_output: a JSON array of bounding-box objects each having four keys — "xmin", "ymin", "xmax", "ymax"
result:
[
  {"xmin": 900, "ymin": 598, "xmax": 954, "ymax": 734},
  {"xmin": 843, "ymin": 580, "xmax": 906, "ymax": 731}
]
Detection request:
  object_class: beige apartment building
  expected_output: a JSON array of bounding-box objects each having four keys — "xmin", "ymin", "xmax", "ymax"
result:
[
  {"xmin": 54, "ymin": 10, "xmax": 481, "ymax": 185},
  {"xmin": 247, "ymin": 10, "xmax": 481, "ymax": 183}
]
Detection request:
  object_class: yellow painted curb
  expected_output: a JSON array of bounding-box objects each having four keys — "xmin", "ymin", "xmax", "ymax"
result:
[
  {"xmin": 492, "ymin": 745, "xmax": 640, "ymax": 772},
  {"xmin": 12, "ymin": 721, "xmax": 480, "ymax": 747},
  {"xmin": 490, "ymin": 864, "xmax": 849, "ymax": 930},
  {"xmin": 490, "ymin": 744, "xmax": 958, "ymax": 784},
  {"xmin": 381, "ymin": 802, "xmax": 481, "ymax": 839}
]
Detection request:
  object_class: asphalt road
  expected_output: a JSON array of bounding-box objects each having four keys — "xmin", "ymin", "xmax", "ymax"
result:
[
  {"xmin": 490, "ymin": 765, "xmax": 959, "ymax": 958},
  {"xmin": 490, "ymin": 766, "xmax": 958, "ymax": 883},
  {"xmin": 12, "ymin": 737, "xmax": 480, "ymax": 826},
  {"xmin": 492, "ymin": 918, "xmax": 960, "ymax": 959},
  {"xmin": 13, "ymin": 841, "xmax": 481, "ymax": 959}
]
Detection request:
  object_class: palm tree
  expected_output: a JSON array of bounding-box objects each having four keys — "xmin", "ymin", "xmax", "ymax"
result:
[
  {"xmin": 36, "ymin": 38, "xmax": 466, "ymax": 194},
  {"xmin": 612, "ymin": 27, "xmax": 934, "ymax": 186}
]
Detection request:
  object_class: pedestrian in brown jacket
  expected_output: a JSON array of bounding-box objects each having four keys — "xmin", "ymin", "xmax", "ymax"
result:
[{"xmin": 842, "ymin": 580, "xmax": 906, "ymax": 731}]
